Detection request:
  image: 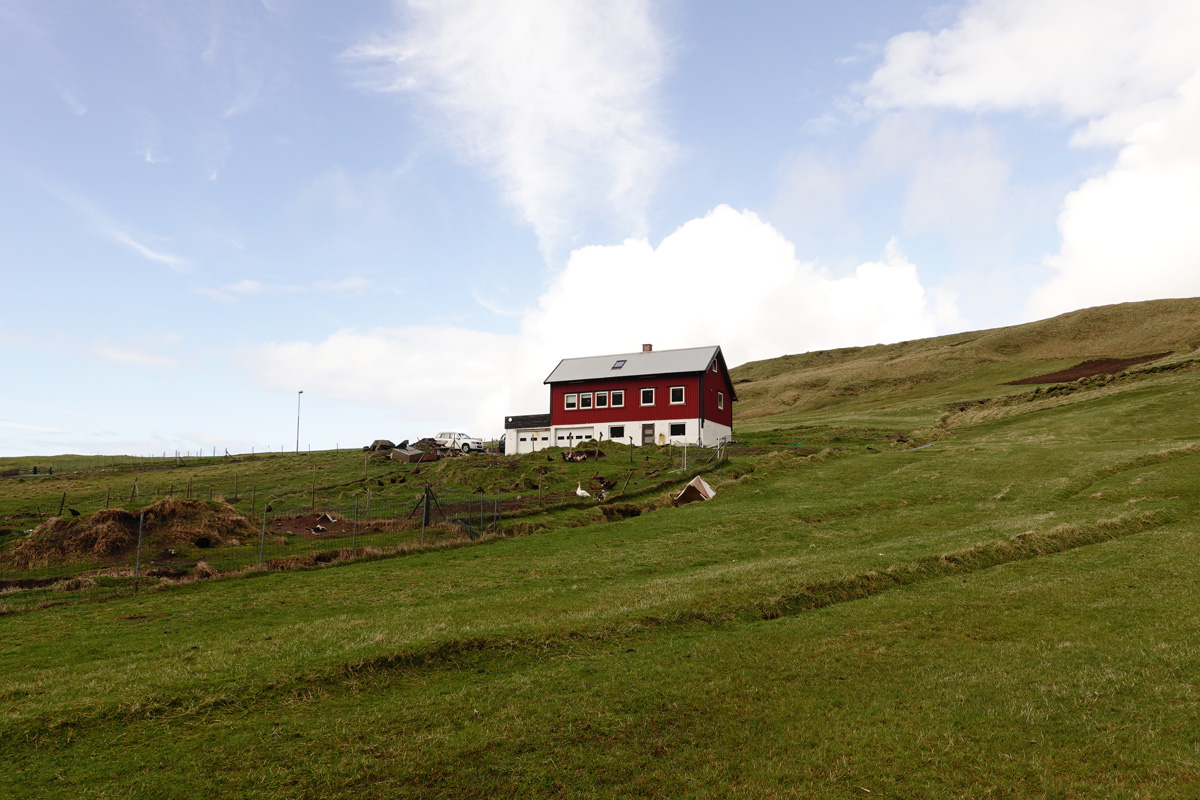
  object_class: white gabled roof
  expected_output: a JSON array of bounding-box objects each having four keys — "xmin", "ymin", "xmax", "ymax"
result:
[{"xmin": 544, "ymin": 345, "xmax": 723, "ymax": 384}]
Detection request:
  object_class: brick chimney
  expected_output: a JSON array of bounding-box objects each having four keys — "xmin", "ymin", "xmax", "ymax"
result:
[{"xmin": 642, "ymin": 343, "xmax": 653, "ymax": 352}]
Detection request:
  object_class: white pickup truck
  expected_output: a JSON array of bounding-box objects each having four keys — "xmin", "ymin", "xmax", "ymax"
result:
[{"xmin": 434, "ymin": 431, "xmax": 484, "ymax": 453}]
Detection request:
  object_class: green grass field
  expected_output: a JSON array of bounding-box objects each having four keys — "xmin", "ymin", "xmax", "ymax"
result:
[{"xmin": 4, "ymin": 298, "xmax": 1200, "ymax": 797}]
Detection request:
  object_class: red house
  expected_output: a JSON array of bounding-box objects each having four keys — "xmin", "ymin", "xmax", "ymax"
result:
[{"xmin": 504, "ymin": 344, "xmax": 736, "ymax": 454}]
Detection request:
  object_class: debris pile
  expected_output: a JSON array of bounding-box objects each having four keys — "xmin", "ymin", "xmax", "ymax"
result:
[{"xmin": 674, "ymin": 476, "xmax": 716, "ymax": 506}]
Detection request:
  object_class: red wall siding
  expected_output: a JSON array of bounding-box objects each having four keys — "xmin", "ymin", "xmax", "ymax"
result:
[
  {"xmin": 550, "ymin": 375, "xmax": 700, "ymax": 426},
  {"xmin": 699, "ymin": 366, "xmax": 734, "ymax": 428}
]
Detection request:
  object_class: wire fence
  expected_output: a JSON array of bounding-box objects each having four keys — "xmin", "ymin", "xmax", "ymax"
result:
[
  {"xmin": 0, "ymin": 485, "xmax": 529, "ymax": 612},
  {"xmin": 0, "ymin": 443, "xmax": 730, "ymax": 613}
]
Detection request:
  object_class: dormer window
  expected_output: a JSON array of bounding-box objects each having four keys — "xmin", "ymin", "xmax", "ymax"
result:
[{"xmin": 612, "ymin": 359, "xmax": 626, "ymax": 370}]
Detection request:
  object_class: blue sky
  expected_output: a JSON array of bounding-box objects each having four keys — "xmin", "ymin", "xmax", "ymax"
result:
[{"xmin": 3, "ymin": 0, "xmax": 1199, "ymax": 456}]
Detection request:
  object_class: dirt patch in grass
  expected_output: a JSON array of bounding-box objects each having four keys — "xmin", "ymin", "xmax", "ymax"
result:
[
  {"xmin": 5, "ymin": 499, "xmax": 257, "ymax": 570},
  {"xmin": 1005, "ymin": 352, "xmax": 1171, "ymax": 385}
]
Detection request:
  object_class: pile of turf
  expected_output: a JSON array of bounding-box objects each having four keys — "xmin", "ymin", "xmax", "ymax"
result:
[{"xmin": 6, "ymin": 499, "xmax": 257, "ymax": 570}]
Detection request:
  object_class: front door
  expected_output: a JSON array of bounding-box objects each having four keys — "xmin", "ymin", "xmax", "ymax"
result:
[{"xmin": 642, "ymin": 423, "xmax": 655, "ymax": 446}]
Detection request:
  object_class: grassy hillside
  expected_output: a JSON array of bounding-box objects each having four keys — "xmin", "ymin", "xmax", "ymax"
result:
[
  {"xmin": 732, "ymin": 296, "xmax": 1200, "ymax": 425},
  {"xmin": 4, "ymin": 299, "xmax": 1200, "ymax": 798}
]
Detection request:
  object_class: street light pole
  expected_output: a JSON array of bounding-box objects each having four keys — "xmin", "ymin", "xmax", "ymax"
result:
[{"xmin": 296, "ymin": 390, "xmax": 303, "ymax": 455}]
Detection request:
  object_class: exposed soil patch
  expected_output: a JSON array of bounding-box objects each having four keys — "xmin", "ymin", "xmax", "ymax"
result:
[
  {"xmin": 1005, "ymin": 352, "xmax": 1171, "ymax": 385},
  {"xmin": 271, "ymin": 513, "xmax": 361, "ymax": 539}
]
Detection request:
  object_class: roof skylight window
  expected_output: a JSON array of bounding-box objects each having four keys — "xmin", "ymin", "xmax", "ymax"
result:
[{"xmin": 612, "ymin": 359, "xmax": 627, "ymax": 369}]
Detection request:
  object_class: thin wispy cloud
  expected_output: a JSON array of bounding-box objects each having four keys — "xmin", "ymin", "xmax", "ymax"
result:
[
  {"xmin": 344, "ymin": 0, "xmax": 677, "ymax": 257},
  {"xmin": 111, "ymin": 230, "xmax": 186, "ymax": 270},
  {"xmin": 42, "ymin": 183, "xmax": 187, "ymax": 270}
]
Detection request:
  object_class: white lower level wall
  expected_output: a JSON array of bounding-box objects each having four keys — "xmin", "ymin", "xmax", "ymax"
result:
[
  {"xmin": 507, "ymin": 428, "xmax": 551, "ymax": 454},
  {"xmin": 507, "ymin": 417, "xmax": 731, "ymax": 454},
  {"xmin": 698, "ymin": 420, "xmax": 733, "ymax": 447}
]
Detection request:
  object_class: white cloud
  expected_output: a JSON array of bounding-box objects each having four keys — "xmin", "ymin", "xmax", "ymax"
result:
[
  {"xmin": 243, "ymin": 326, "xmax": 513, "ymax": 429},
  {"xmin": 88, "ymin": 342, "xmax": 176, "ymax": 369},
  {"xmin": 196, "ymin": 277, "xmax": 371, "ymax": 301},
  {"xmin": 313, "ymin": 277, "xmax": 370, "ymax": 294},
  {"xmin": 1031, "ymin": 75, "xmax": 1200, "ymax": 316},
  {"xmin": 345, "ymin": 0, "xmax": 676, "ymax": 255},
  {"xmin": 777, "ymin": 114, "xmax": 1012, "ymax": 237},
  {"xmin": 0, "ymin": 420, "xmax": 62, "ymax": 434},
  {"xmin": 194, "ymin": 279, "xmax": 266, "ymax": 302},
  {"xmin": 865, "ymin": 118, "xmax": 1011, "ymax": 232},
  {"xmin": 243, "ymin": 206, "xmax": 952, "ymax": 434},
  {"xmin": 860, "ymin": 0, "xmax": 1200, "ymax": 318},
  {"xmin": 863, "ymin": 0, "xmax": 1200, "ymax": 120}
]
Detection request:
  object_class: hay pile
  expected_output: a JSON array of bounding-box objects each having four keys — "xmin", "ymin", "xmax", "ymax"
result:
[{"xmin": 7, "ymin": 499, "xmax": 257, "ymax": 570}]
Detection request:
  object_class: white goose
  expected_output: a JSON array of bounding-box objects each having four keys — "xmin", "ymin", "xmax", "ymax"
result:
[{"xmin": 575, "ymin": 482, "xmax": 591, "ymax": 498}]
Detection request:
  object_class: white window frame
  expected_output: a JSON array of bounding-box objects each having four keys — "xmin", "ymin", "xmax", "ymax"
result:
[
  {"xmin": 564, "ymin": 393, "xmax": 578, "ymax": 410},
  {"xmin": 580, "ymin": 392, "xmax": 593, "ymax": 409},
  {"xmin": 669, "ymin": 385, "xmax": 685, "ymax": 405},
  {"xmin": 609, "ymin": 425, "xmax": 625, "ymax": 439},
  {"xmin": 595, "ymin": 391, "xmax": 608, "ymax": 408},
  {"xmin": 717, "ymin": 391, "xmax": 724, "ymax": 410},
  {"xmin": 640, "ymin": 387, "xmax": 655, "ymax": 407},
  {"xmin": 611, "ymin": 390, "xmax": 625, "ymax": 407}
]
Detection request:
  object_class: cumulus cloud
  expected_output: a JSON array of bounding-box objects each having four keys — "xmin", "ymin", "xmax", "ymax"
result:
[
  {"xmin": 244, "ymin": 206, "xmax": 953, "ymax": 433},
  {"xmin": 344, "ymin": 0, "xmax": 675, "ymax": 254},
  {"xmin": 860, "ymin": 0, "xmax": 1200, "ymax": 318}
]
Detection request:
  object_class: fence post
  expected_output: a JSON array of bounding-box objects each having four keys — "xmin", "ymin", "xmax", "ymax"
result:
[
  {"xmin": 353, "ymin": 498, "xmax": 359, "ymax": 556},
  {"xmin": 421, "ymin": 487, "xmax": 428, "ymax": 545},
  {"xmin": 134, "ymin": 510, "xmax": 145, "ymax": 593},
  {"xmin": 259, "ymin": 510, "xmax": 267, "ymax": 568},
  {"xmin": 58, "ymin": 492, "xmax": 66, "ymax": 517},
  {"xmin": 105, "ymin": 487, "xmax": 110, "ymax": 509}
]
